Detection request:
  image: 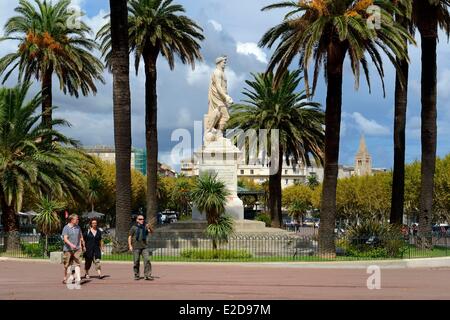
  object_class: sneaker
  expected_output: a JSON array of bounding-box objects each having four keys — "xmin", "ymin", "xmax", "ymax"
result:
[
  {"xmin": 144, "ymin": 276, "xmax": 154, "ymax": 281},
  {"xmin": 134, "ymin": 276, "xmax": 140, "ymax": 280}
]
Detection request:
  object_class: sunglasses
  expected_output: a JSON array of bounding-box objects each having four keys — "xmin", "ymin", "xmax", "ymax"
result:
[{"xmin": 137, "ymin": 218, "xmax": 144, "ymax": 221}]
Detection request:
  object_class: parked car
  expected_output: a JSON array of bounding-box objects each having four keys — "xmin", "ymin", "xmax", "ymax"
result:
[
  {"xmin": 303, "ymin": 218, "xmax": 315, "ymax": 227},
  {"xmin": 432, "ymin": 224, "xmax": 450, "ymax": 237}
]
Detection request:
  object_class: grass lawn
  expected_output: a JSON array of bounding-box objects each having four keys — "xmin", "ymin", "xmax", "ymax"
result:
[
  {"xmin": 100, "ymin": 245, "xmax": 450, "ymax": 262},
  {"xmin": 2, "ymin": 245, "xmax": 449, "ymax": 262}
]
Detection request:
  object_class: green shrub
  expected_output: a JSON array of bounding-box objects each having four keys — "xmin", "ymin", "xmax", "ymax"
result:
[
  {"xmin": 179, "ymin": 214, "xmax": 192, "ymax": 222},
  {"xmin": 345, "ymin": 220, "xmax": 408, "ymax": 258},
  {"xmin": 346, "ymin": 247, "xmax": 390, "ymax": 259},
  {"xmin": 20, "ymin": 236, "xmax": 63, "ymax": 258},
  {"xmin": 255, "ymin": 212, "xmax": 271, "ymax": 227},
  {"xmin": 21, "ymin": 242, "xmax": 44, "ymax": 257},
  {"xmin": 180, "ymin": 249, "xmax": 252, "ymax": 260}
]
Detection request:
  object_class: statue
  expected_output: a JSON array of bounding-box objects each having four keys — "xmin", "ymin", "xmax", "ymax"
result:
[{"xmin": 204, "ymin": 56, "xmax": 234, "ymax": 143}]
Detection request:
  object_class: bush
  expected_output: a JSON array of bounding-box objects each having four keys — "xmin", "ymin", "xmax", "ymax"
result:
[
  {"xmin": 20, "ymin": 236, "xmax": 63, "ymax": 258},
  {"xmin": 180, "ymin": 249, "xmax": 252, "ymax": 260},
  {"xmin": 255, "ymin": 212, "xmax": 271, "ymax": 227},
  {"xmin": 21, "ymin": 242, "xmax": 44, "ymax": 257},
  {"xmin": 345, "ymin": 220, "xmax": 408, "ymax": 258}
]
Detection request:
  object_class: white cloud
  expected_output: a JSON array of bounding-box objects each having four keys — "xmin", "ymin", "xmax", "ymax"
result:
[
  {"xmin": 186, "ymin": 62, "xmax": 245, "ymax": 91},
  {"xmin": 186, "ymin": 63, "xmax": 213, "ymax": 86},
  {"xmin": 208, "ymin": 19, "xmax": 223, "ymax": 32},
  {"xmin": 351, "ymin": 112, "xmax": 390, "ymax": 136},
  {"xmin": 236, "ymin": 42, "xmax": 268, "ymax": 64},
  {"xmin": 438, "ymin": 68, "xmax": 450, "ymax": 101},
  {"xmin": 83, "ymin": 9, "xmax": 109, "ymax": 34}
]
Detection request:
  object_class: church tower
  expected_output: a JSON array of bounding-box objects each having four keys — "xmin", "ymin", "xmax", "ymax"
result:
[{"xmin": 354, "ymin": 135, "xmax": 372, "ymax": 176}]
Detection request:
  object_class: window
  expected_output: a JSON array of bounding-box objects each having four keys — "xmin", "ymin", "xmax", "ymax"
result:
[
  {"xmin": 240, "ymin": 170, "xmax": 244, "ymax": 175},
  {"xmin": 285, "ymin": 179, "xmax": 289, "ymax": 185},
  {"xmin": 250, "ymin": 170, "xmax": 254, "ymax": 175},
  {"xmin": 285, "ymin": 170, "xmax": 288, "ymax": 175}
]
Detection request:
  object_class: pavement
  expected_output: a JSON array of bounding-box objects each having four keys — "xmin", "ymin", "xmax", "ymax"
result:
[{"xmin": 1, "ymin": 258, "xmax": 450, "ymax": 300}]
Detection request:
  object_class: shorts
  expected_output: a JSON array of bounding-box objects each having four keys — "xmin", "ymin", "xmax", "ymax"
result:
[{"xmin": 63, "ymin": 250, "xmax": 82, "ymax": 269}]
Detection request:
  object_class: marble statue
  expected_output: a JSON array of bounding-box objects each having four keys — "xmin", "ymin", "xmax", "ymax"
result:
[{"xmin": 205, "ymin": 56, "xmax": 234, "ymax": 143}]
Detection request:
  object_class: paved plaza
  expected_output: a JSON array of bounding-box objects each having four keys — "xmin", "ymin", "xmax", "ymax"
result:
[{"xmin": 1, "ymin": 259, "xmax": 450, "ymax": 300}]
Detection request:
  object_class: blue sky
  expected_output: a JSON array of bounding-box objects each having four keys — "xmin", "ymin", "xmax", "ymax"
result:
[{"xmin": 0, "ymin": 0, "xmax": 449, "ymax": 171}]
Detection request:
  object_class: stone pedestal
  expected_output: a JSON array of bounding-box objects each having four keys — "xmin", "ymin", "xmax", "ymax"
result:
[{"xmin": 192, "ymin": 137, "xmax": 244, "ymax": 221}]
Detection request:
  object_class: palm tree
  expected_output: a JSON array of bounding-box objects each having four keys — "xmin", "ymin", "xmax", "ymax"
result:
[
  {"xmin": 191, "ymin": 173, "xmax": 232, "ymax": 250},
  {"xmin": 191, "ymin": 173, "xmax": 230, "ymax": 225},
  {"xmin": 107, "ymin": 0, "xmax": 133, "ymax": 252},
  {"xmin": 390, "ymin": 1, "xmax": 413, "ymax": 226},
  {"xmin": 412, "ymin": 0, "xmax": 450, "ymax": 248},
  {"xmin": 260, "ymin": 0, "xmax": 411, "ymax": 255},
  {"xmin": 86, "ymin": 175, "xmax": 104, "ymax": 212},
  {"xmin": 288, "ymin": 200, "xmax": 310, "ymax": 226},
  {"xmin": 34, "ymin": 197, "xmax": 65, "ymax": 256},
  {"xmin": 227, "ymin": 71, "xmax": 325, "ymax": 228},
  {"xmin": 0, "ymin": 83, "xmax": 87, "ymax": 251},
  {"xmin": 0, "ymin": 0, "xmax": 104, "ymax": 128},
  {"xmin": 97, "ymin": 0, "xmax": 204, "ymax": 222}
]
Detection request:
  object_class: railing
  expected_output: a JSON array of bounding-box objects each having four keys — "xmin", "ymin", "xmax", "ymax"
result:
[{"xmin": 0, "ymin": 232, "xmax": 448, "ymax": 262}]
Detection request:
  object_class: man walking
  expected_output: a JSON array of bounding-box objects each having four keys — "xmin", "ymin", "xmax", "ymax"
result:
[
  {"xmin": 62, "ymin": 214, "xmax": 85, "ymax": 285},
  {"xmin": 128, "ymin": 215, "xmax": 154, "ymax": 281}
]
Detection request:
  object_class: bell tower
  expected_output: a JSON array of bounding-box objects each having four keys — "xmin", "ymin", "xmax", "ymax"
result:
[{"xmin": 354, "ymin": 135, "xmax": 372, "ymax": 176}]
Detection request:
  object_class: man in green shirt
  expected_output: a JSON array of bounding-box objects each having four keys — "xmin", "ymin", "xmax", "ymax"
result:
[{"xmin": 128, "ymin": 215, "xmax": 154, "ymax": 280}]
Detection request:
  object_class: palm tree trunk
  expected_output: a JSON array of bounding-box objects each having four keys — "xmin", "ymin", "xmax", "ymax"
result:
[
  {"xmin": 41, "ymin": 66, "xmax": 53, "ymax": 129},
  {"xmin": 417, "ymin": 2, "xmax": 438, "ymax": 249},
  {"xmin": 390, "ymin": 39, "xmax": 409, "ymax": 226},
  {"xmin": 269, "ymin": 145, "xmax": 283, "ymax": 228},
  {"xmin": 318, "ymin": 42, "xmax": 347, "ymax": 257},
  {"xmin": 109, "ymin": 0, "xmax": 132, "ymax": 252},
  {"xmin": 144, "ymin": 50, "xmax": 159, "ymax": 222},
  {"xmin": 0, "ymin": 192, "xmax": 20, "ymax": 252}
]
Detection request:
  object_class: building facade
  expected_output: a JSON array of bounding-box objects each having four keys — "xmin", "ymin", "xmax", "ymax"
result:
[
  {"xmin": 181, "ymin": 135, "xmax": 386, "ymax": 187},
  {"xmin": 84, "ymin": 146, "xmax": 175, "ymax": 177}
]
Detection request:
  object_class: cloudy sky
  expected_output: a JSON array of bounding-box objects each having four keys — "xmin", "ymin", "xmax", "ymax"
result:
[{"xmin": 0, "ymin": 0, "xmax": 450, "ymax": 171}]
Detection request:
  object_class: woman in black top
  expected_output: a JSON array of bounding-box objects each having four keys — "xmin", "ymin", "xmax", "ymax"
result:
[{"xmin": 83, "ymin": 219, "xmax": 104, "ymax": 279}]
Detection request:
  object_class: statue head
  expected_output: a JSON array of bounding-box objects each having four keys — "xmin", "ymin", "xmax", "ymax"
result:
[{"xmin": 216, "ymin": 56, "xmax": 227, "ymax": 70}]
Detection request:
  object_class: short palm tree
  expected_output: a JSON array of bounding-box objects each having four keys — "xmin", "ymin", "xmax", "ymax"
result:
[
  {"xmin": 86, "ymin": 175, "xmax": 104, "ymax": 212},
  {"xmin": 227, "ymin": 71, "xmax": 325, "ymax": 228},
  {"xmin": 191, "ymin": 173, "xmax": 232, "ymax": 250},
  {"xmin": 0, "ymin": 0, "xmax": 105, "ymax": 128},
  {"xmin": 205, "ymin": 214, "xmax": 235, "ymax": 251},
  {"xmin": 34, "ymin": 197, "xmax": 65, "ymax": 256},
  {"xmin": 412, "ymin": 0, "xmax": 450, "ymax": 247},
  {"xmin": 97, "ymin": 0, "xmax": 204, "ymax": 222},
  {"xmin": 260, "ymin": 0, "xmax": 412, "ymax": 255},
  {"xmin": 0, "ymin": 83, "xmax": 87, "ymax": 251},
  {"xmin": 191, "ymin": 173, "xmax": 230, "ymax": 225},
  {"xmin": 288, "ymin": 200, "xmax": 310, "ymax": 226}
]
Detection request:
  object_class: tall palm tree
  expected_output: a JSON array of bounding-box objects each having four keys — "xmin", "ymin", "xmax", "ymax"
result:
[
  {"xmin": 227, "ymin": 71, "xmax": 325, "ymax": 228},
  {"xmin": 412, "ymin": 0, "xmax": 450, "ymax": 247},
  {"xmin": 97, "ymin": 0, "xmax": 204, "ymax": 222},
  {"xmin": 107, "ymin": 0, "xmax": 133, "ymax": 252},
  {"xmin": 390, "ymin": 1, "xmax": 413, "ymax": 226},
  {"xmin": 0, "ymin": 83, "xmax": 87, "ymax": 251},
  {"xmin": 0, "ymin": 0, "xmax": 104, "ymax": 128},
  {"xmin": 260, "ymin": 0, "xmax": 412, "ymax": 255}
]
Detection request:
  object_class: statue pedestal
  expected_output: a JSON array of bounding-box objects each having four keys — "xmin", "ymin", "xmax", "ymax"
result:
[{"xmin": 192, "ymin": 138, "xmax": 244, "ymax": 221}]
